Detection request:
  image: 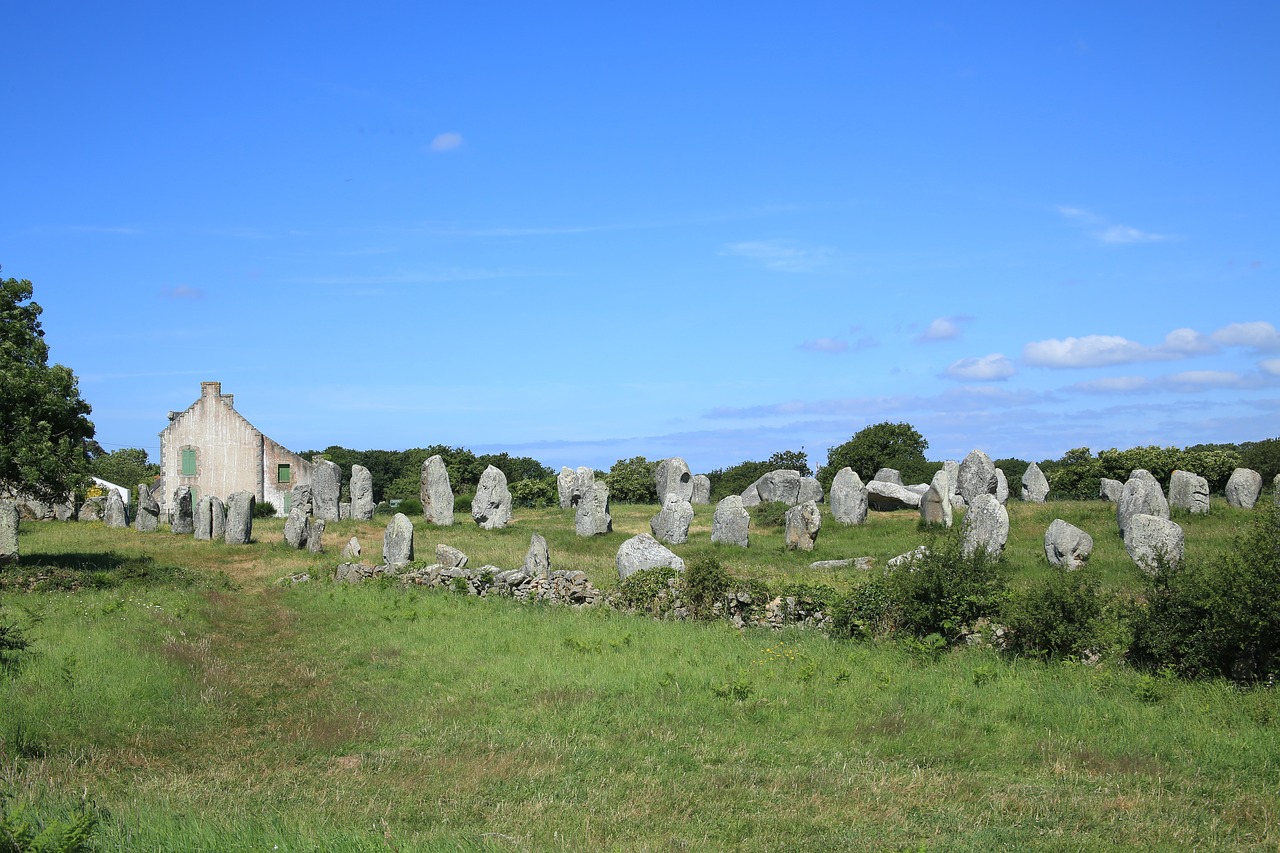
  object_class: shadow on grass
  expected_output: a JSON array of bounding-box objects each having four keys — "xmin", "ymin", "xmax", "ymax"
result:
[{"xmin": 2, "ymin": 551, "xmax": 222, "ymax": 592}]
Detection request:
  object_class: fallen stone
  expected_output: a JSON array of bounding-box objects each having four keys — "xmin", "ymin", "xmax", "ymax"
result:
[
  {"xmin": 1044, "ymin": 519, "xmax": 1093, "ymax": 570},
  {"xmin": 383, "ymin": 512, "xmax": 414, "ymax": 569},
  {"xmin": 472, "ymin": 465, "xmax": 513, "ymax": 529},
  {"xmin": 784, "ymin": 501, "xmax": 821, "ymax": 551},
  {"xmin": 1225, "ymin": 468, "xmax": 1263, "ymax": 509},
  {"xmin": 888, "ymin": 545, "xmax": 929, "ymax": 568},
  {"xmin": 1168, "ymin": 470, "xmax": 1210, "ymax": 515},
  {"xmin": 350, "ymin": 464, "xmax": 375, "ymax": 520},
  {"xmin": 829, "ymin": 468, "xmax": 868, "ymax": 525},
  {"xmin": 1021, "ymin": 462, "xmax": 1050, "ymax": 503},
  {"xmin": 420, "ymin": 455, "xmax": 455, "ymax": 526},
  {"xmin": 961, "ymin": 493, "xmax": 1009, "ymax": 558},
  {"xmin": 711, "ymin": 495, "xmax": 750, "ymax": 547},
  {"xmin": 574, "ymin": 481, "xmax": 612, "ymax": 536},
  {"xmin": 866, "ymin": 480, "xmax": 922, "ymax": 511},
  {"xmin": 809, "ymin": 557, "xmax": 875, "ymax": 571},
  {"xmin": 1124, "ymin": 514, "xmax": 1184, "ymax": 575},
  {"xmin": 650, "ymin": 495, "xmax": 694, "ymax": 545},
  {"xmin": 616, "ymin": 533, "xmax": 685, "ymax": 581}
]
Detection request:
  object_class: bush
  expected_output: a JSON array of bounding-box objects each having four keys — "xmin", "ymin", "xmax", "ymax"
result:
[
  {"xmin": 252, "ymin": 500, "xmax": 277, "ymax": 519},
  {"xmin": 1002, "ymin": 570, "xmax": 1105, "ymax": 660},
  {"xmin": 605, "ymin": 457, "xmax": 659, "ymax": 504},
  {"xmin": 395, "ymin": 497, "xmax": 424, "ymax": 516},
  {"xmin": 454, "ymin": 491, "xmax": 474, "ymax": 515},
  {"xmin": 617, "ymin": 567, "xmax": 678, "ymax": 613},
  {"xmin": 749, "ymin": 501, "xmax": 791, "ymax": 529},
  {"xmin": 683, "ymin": 556, "xmax": 731, "ymax": 619},
  {"xmin": 509, "ymin": 476, "xmax": 557, "ymax": 509},
  {"xmin": 1130, "ymin": 503, "xmax": 1280, "ymax": 682},
  {"xmin": 818, "ymin": 421, "xmax": 929, "ymax": 489},
  {"xmin": 0, "ymin": 612, "xmax": 30, "ymax": 676}
]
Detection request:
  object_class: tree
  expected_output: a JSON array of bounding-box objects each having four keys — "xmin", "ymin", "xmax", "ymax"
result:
[
  {"xmin": 818, "ymin": 422, "xmax": 928, "ymax": 488},
  {"xmin": 0, "ymin": 279, "xmax": 95, "ymax": 503},
  {"xmin": 604, "ymin": 456, "xmax": 659, "ymax": 504},
  {"xmin": 87, "ymin": 447, "xmax": 160, "ymax": 492}
]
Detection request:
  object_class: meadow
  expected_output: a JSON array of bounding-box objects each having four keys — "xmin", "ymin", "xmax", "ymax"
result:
[{"xmin": 2, "ymin": 499, "xmax": 1278, "ymax": 850}]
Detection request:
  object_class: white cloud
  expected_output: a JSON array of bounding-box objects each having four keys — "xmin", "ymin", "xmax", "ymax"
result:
[
  {"xmin": 1211, "ymin": 321, "xmax": 1280, "ymax": 352},
  {"xmin": 720, "ymin": 240, "xmax": 832, "ymax": 272},
  {"xmin": 1261, "ymin": 359, "xmax": 1280, "ymax": 376},
  {"xmin": 429, "ymin": 132, "xmax": 464, "ymax": 152},
  {"xmin": 1160, "ymin": 327, "xmax": 1215, "ymax": 355},
  {"xmin": 1023, "ymin": 335, "xmax": 1150, "ymax": 368},
  {"xmin": 798, "ymin": 337, "xmax": 848, "ymax": 353},
  {"xmin": 1067, "ymin": 376, "xmax": 1151, "ymax": 394},
  {"xmin": 916, "ymin": 316, "xmax": 968, "ymax": 342},
  {"xmin": 943, "ymin": 353, "xmax": 1016, "ymax": 382},
  {"xmin": 1097, "ymin": 225, "xmax": 1172, "ymax": 244}
]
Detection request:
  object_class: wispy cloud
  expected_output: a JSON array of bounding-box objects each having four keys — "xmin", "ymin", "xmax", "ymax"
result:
[
  {"xmin": 915, "ymin": 315, "xmax": 972, "ymax": 343},
  {"xmin": 1211, "ymin": 321, "xmax": 1280, "ymax": 352},
  {"xmin": 798, "ymin": 337, "xmax": 848, "ymax": 353},
  {"xmin": 1066, "ymin": 376, "xmax": 1151, "ymax": 394},
  {"xmin": 720, "ymin": 240, "xmax": 833, "ymax": 272},
  {"xmin": 1024, "ymin": 328, "xmax": 1207, "ymax": 368},
  {"xmin": 943, "ymin": 353, "xmax": 1016, "ymax": 381},
  {"xmin": 1261, "ymin": 359, "xmax": 1280, "ymax": 376},
  {"xmin": 1057, "ymin": 205, "xmax": 1174, "ymax": 244},
  {"xmin": 163, "ymin": 285, "xmax": 204, "ymax": 300},
  {"xmin": 429, "ymin": 132, "xmax": 464, "ymax": 152}
]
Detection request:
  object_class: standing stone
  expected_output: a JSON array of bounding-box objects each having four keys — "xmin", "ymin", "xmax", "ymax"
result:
[
  {"xmin": 961, "ymin": 493, "xmax": 1009, "ymax": 558},
  {"xmin": 104, "ymin": 491, "xmax": 128, "ymax": 528},
  {"xmin": 339, "ymin": 502, "xmax": 351, "ymax": 520},
  {"xmin": 957, "ymin": 450, "xmax": 998, "ymax": 505},
  {"xmin": 690, "ymin": 474, "xmax": 712, "ymax": 505},
  {"xmin": 1124, "ymin": 514, "xmax": 1184, "ymax": 575},
  {"xmin": 1021, "ymin": 462, "xmax": 1050, "ymax": 503},
  {"xmin": 284, "ymin": 505, "xmax": 310, "ymax": 549},
  {"xmin": 209, "ymin": 497, "xmax": 226, "ymax": 541},
  {"xmin": 919, "ymin": 481, "xmax": 952, "ymax": 528},
  {"xmin": 928, "ymin": 468, "xmax": 953, "ymax": 527},
  {"xmin": 755, "ymin": 469, "xmax": 802, "ymax": 505},
  {"xmin": 574, "ymin": 481, "xmax": 613, "ymax": 536},
  {"xmin": 798, "ymin": 476, "xmax": 823, "ymax": 504},
  {"xmin": 194, "ymin": 495, "xmax": 214, "ymax": 541},
  {"xmin": 350, "ymin": 464, "xmax": 375, "ymax": 521},
  {"xmin": 654, "ymin": 457, "xmax": 694, "ymax": 504},
  {"xmin": 1099, "ymin": 479, "xmax": 1124, "ymax": 502},
  {"xmin": 994, "ymin": 469, "xmax": 1009, "ymax": 505},
  {"xmin": 1225, "ymin": 468, "xmax": 1263, "ymax": 509},
  {"xmin": 830, "ymin": 468, "xmax": 868, "ymax": 525},
  {"xmin": 1044, "ymin": 519, "xmax": 1093, "ymax": 570},
  {"xmin": 866, "ymin": 480, "xmax": 922, "ymax": 511},
  {"xmin": 616, "ymin": 533, "xmax": 685, "ymax": 581},
  {"xmin": 54, "ymin": 499, "xmax": 75, "ymax": 522},
  {"xmin": 522, "ymin": 533, "xmax": 551, "ymax": 578},
  {"xmin": 1168, "ymin": 470, "xmax": 1210, "ymax": 514},
  {"xmin": 943, "ymin": 460, "xmax": 960, "ymax": 498},
  {"xmin": 472, "ymin": 465, "xmax": 513, "ymax": 529},
  {"xmin": 291, "ymin": 484, "xmax": 313, "ymax": 517},
  {"xmin": 873, "ymin": 468, "xmax": 904, "ymax": 487},
  {"xmin": 311, "ymin": 457, "xmax": 342, "ymax": 521},
  {"xmin": 420, "ymin": 455, "xmax": 455, "ymax": 526},
  {"xmin": 0, "ymin": 501, "xmax": 17, "ymax": 565},
  {"xmin": 711, "ymin": 495, "xmax": 750, "ymax": 547},
  {"xmin": 382, "ymin": 512, "xmax": 414, "ymax": 569},
  {"xmin": 136, "ymin": 484, "xmax": 160, "ymax": 532},
  {"xmin": 341, "ymin": 537, "xmax": 361, "ymax": 561},
  {"xmin": 739, "ymin": 481, "xmax": 762, "ymax": 507},
  {"xmin": 224, "ymin": 491, "xmax": 254, "ymax": 544},
  {"xmin": 171, "ymin": 486, "xmax": 194, "ymax": 535},
  {"xmin": 650, "ymin": 495, "xmax": 694, "ymax": 545},
  {"xmin": 77, "ymin": 497, "xmax": 104, "ymax": 522},
  {"xmin": 306, "ymin": 518, "xmax": 325, "ymax": 553},
  {"xmin": 574, "ymin": 467, "xmax": 595, "ymax": 508},
  {"xmin": 1117, "ymin": 470, "xmax": 1169, "ymax": 534},
  {"xmin": 784, "ymin": 500, "xmax": 821, "ymax": 551},
  {"xmin": 556, "ymin": 467, "xmax": 576, "ymax": 509}
]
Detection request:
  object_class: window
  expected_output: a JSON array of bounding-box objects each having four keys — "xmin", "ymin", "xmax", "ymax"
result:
[
  {"xmin": 277, "ymin": 464, "xmax": 291, "ymax": 484},
  {"xmin": 181, "ymin": 449, "xmax": 197, "ymax": 477}
]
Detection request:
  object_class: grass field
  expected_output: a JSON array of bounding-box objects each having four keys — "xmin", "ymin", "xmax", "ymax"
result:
[{"xmin": 2, "ymin": 499, "xmax": 1278, "ymax": 850}]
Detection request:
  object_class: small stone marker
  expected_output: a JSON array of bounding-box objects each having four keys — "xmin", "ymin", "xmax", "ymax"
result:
[
  {"xmin": 436, "ymin": 543, "xmax": 468, "ymax": 568},
  {"xmin": 523, "ymin": 534, "xmax": 551, "ymax": 579},
  {"xmin": 784, "ymin": 500, "xmax": 821, "ymax": 551},
  {"xmin": 711, "ymin": 495, "xmax": 750, "ymax": 547},
  {"xmin": 341, "ymin": 537, "xmax": 361, "ymax": 561},
  {"xmin": 383, "ymin": 512, "xmax": 414, "ymax": 569}
]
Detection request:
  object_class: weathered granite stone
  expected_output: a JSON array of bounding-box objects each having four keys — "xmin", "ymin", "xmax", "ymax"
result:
[
  {"xmin": 104, "ymin": 490, "xmax": 128, "ymax": 528},
  {"xmin": 866, "ymin": 480, "xmax": 922, "ymax": 511},
  {"xmin": 291, "ymin": 484, "xmax": 313, "ymax": 517},
  {"xmin": 650, "ymin": 495, "xmax": 694, "ymax": 545},
  {"xmin": 830, "ymin": 468, "xmax": 868, "ymax": 525},
  {"xmin": 920, "ymin": 485, "xmax": 951, "ymax": 527},
  {"xmin": 691, "ymin": 474, "xmax": 712, "ymax": 505},
  {"xmin": 905, "ymin": 484, "xmax": 930, "ymax": 496},
  {"xmin": 961, "ymin": 493, "xmax": 1009, "ymax": 558},
  {"xmin": 943, "ymin": 460, "xmax": 960, "ymax": 496},
  {"xmin": 574, "ymin": 467, "xmax": 594, "ymax": 508},
  {"xmin": 1168, "ymin": 470, "xmax": 1210, "ymax": 515},
  {"xmin": 756, "ymin": 469, "xmax": 802, "ymax": 505},
  {"xmin": 77, "ymin": 496, "xmax": 104, "ymax": 522},
  {"xmin": 224, "ymin": 491, "xmax": 254, "ymax": 544},
  {"xmin": 284, "ymin": 505, "xmax": 310, "ymax": 549},
  {"xmin": 339, "ymin": 502, "xmax": 351, "ymax": 520},
  {"xmin": 0, "ymin": 501, "xmax": 17, "ymax": 565},
  {"xmin": 1021, "ymin": 462, "xmax": 1050, "ymax": 503},
  {"xmin": 383, "ymin": 512, "xmax": 414, "ymax": 569},
  {"xmin": 306, "ymin": 518, "xmax": 326, "ymax": 553},
  {"xmin": 654, "ymin": 457, "xmax": 694, "ymax": 504},
  {"xmin": 888, "ymin": 545, "xmax": 930, "ymax": 568},
  {"xmin": 350, "ymin": 464, "xmax": 375, "ymax": 520},
  {"xmin": 557, "ymin": 467, "xmax": 576, "ymax": 509},
  {"xmin": 798, "ymin": 476, "xmax": 823, "ymax": 504},
  {"xmin": 1117, "ymin": 470, "xmax": 1169, "ymax": 534},
  {"xmin": 1124, "ymin": 514, "xmax": 1184, "ymax": 575},
  {"xmin": 616, "ymin": 533, "xmax": 685, "ymax": 581},
  {"xmin": 54, "ymin": 499, "xmax": 75, "ymax": 522},
  {"xmin": 957, "ymin": 450, "xmax": 998, "ymax": 504},
  {"xmin": 1225, "ymin": 468, "xmax": 1263, "ymax": 509},
  {"xmin": 1099, "ymin": 478, "xmax": 1124, "ymax": 502},
  {"xmin": 950, "ymin": 493, "xmax": 967, "ymax": 509},
  {"xmin": 472, "ymin": 465, "xmax": 512, "ymax": 529},
  {"xmin": 784, "ymin": 500, "xmax": 821, "ymax": 551},
  {"xmin": 810, "ymin": 557, "xmax": 875, "ymax": 571},
  {"xmin": 311, "ymin": 457, "xmax": 342, "ymax": 521},
  {"xmin": 522, "ymin": 533, "xmax": 551, "ymax": 578},
  {"xmin": 419, "ymin": 455, "xmax": 455, "ymax": 526},
  {"xmin": 575, "ymin": 481, "xmax": 612, "ymax": 536},
  {"xmin": 436, "ymin": 543, "xmax": 468, "ymax": 568},
  {"xmin": 994, "ymin": 469, "xmax": 1009, "ymax": 505},
  {"xmin": 23, "ymin": 497, "xmax": 51, "ymax": 521},
  {"xmin": 194, "ymin": 495, "xmax": 214, "ymax": 541},
  {"xmin": 739, "ymin": 482, "xmax": 762, "ymax": 507},
  {"xmin": 341, "ymin": 537, "xmax": 361, "ymax": 560},
  {"xmin": 873, "ymin": 468, "xmax": 904, "ymax": 487},
  {"xmin": 171, "ymin": 487, "xmax": 194, "ymax": 534},
  {"xmin": 1044, "ymin": 519, "xmax": 1093, "ymax": 570},
  {"xmin": 711, "ymin": 495, "xmax": 750, "ymax": 547},
  {"xmin": 136, "ymin": 484, "xmax": 160, "ymax": 532}
]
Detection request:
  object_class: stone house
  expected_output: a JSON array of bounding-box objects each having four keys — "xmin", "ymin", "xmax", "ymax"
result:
[{"xmin": 159, "ymin": 382, "xmax": 311, "ymax": 517}]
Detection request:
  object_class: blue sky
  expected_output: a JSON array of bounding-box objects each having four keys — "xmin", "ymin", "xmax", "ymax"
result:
[{"xmin": 4, "ymin": 3, "xmax": 1278, "ymax": 474}]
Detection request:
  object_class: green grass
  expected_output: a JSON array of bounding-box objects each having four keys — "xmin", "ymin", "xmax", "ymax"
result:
[{"xmin": 2, "ymin": 501, "xmax": 1278, "ymax": 850}]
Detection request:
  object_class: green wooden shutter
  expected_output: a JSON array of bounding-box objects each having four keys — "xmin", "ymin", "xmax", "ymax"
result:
[
  {"xmin": 278, "ymin": 464, "xmax": 291, "ymax": 484},
  {"xmin": 181, "ymin": 449, "xmax": 197, "ymax": 476}
]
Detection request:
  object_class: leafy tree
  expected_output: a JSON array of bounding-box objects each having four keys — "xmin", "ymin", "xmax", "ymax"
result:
[
  {"xmin": 766, "ymin": 449, "xmax": 811, "ymax": 478},
  {"xmin": 1239, "ymin": 438, "xmax": 1280, "ymax": 484},
  {"xmin": 993, "ymin": 458, "xmax": 1029, "ymax": 494},
  {"xmin": 0, "ymin": 279, "xmax": 95, "ymax": 503},
  {"xmin": 87, "ymin": 447, "xmax": 160, "ymax": 491},
  {"xmin": 817, "ymin": 422, "xmax": 928, "ymax": 489},
  {"xmin": 1041, "ymin": 447, "xmax": 1101, "ymax": 500},
  {"xmin": 706, "ymin": 448, "xmax": 811, "ymax": 500},
  {"xmin": 605, "ymin": 456, "xmax": 659, "ymax": 504}
]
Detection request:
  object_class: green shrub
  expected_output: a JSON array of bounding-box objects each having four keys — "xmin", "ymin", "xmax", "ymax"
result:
[
  {"xmin": 373, "ymin": 501, "xmax": 393, "ymax": 516},
  {"xmin": 251, "ymin": 500, "xmax": 277, "ymax": 519},
  {"xmin": 1002, "ymin": 569, "xmax": 1105, "ymax": 660},
  {"xmin": 509, "ymin": 476, "xmax": 557, "ymax": 509},
  {"xmin": 604, "ymin": 456, "xmax": 659, "ymax": 504},
  {"xmin": 830, "ymin": 577, "xmax": 897, "ymax": 639},
  {"xmin": 683, "ymin": 556, "xmax": 731, "ymax": 618},
  {"xmin": 0, "ymin": 612, "xmax": 30, "ymax": 675},
  {"xmin": 0, "ymin": 792, "xmax": 98, "ymax": 852},
  {"xmin": 749, "ymin": 501, "xmax": 790, "ymax": 529},
  {"xmin": 396, "ymin": 497, "xmax": 424, "ymax": 516},
  {"xmin": 1130, "ymin": 504, "xmax": 1280, "ymax": 681},
  {"xmin": 454, "ymin": 491, "xmax": 474, "ymax": 515},
  {"xmin": 617, "ymin": 567, "xmax": 678, "ymax": 612}
]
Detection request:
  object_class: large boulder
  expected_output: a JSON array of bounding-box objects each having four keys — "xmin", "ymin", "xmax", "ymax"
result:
[
  {"xmin": 830, "ymin": 468, "xmax": 868, "ymax": 525},
  {"xmin": 961, "ymin": 493, "xmax": 1009, "ymax": 558},
  {"xmin": 654, "ymin": 457, "xmax": 694, "ymax": 504},
  {"xmin": 755, "ymin": 469, "xmax": 802, "ymax": 505},
  {"xmin": 1168, "ymin": 470, "xmax": 1210, "ymax": 515},
  {"xmin": 171, "ymin": 487, "xmax": 194, "ymax": 535},
  {"xmin": 0, "ymin": 501, "xmax": 17, "ymax": 565},
  {"xmin": 711, "ymin": 495, "xmax": 750, "ymax": 547},
  {"xmin": 740, "ymin": 482, "xmax": 762, "ymax": 507},
  {"xmin": 420, "ymin": 455, "xmax": 454, "ymax": 526},
  {"xmin": 1124, "ymin": 514, "xmax": 1184, "ymax": 575},
  {"xmin": 471, "ymin": 465, "xmax": 512, "ymax": 529},
  {"xmin": 690, "ymin": 474, "xmax": 712, "ymax": 505},
  {"xmin": 1044, "ymin": 519, "xmax": 1093, "ymax": 570},
  {"xmin": 650, "ymin": 495, "xmax": 694, "ymax": 545},
  {"xmin": 574, "ymin": 482, "xmax": 612, "ymax": 536},
  {"xmin": 78, "ymin": 497, "xmax": 104, "ymax": 522},
  {"xmin": 873, "ymin": 468, "xmax": 903, "ymax": 487},
  {"xmin": 224, "ymin": 491, "xmax": 254, "ymax": 544},
  {"xmin": 1117, "ymin": 470, "xmax": 1169, "ymax": 534},
  {"xmin": 284, "ymin": 505, "xmax": 310, "ymax": 549},
  {"xmin": 104, "ymin": 491, "xmax": 129, "ymax": 528},
  {"xmin": 957, "ymin": 450, "xmax": 998, "ymax": 504},
  {"xmin": 798, "ymin": 476, "xmax": 823, "ymax": 504},
  {"xmin": 784, "ymin": 501, "xmax": 821, "ymax": 551},
  {"xmin": 574, "ymin": 467, "xmax": 595, "ymax": 508},
  {"xmin": 311, "ymin": 457, "xmax": 342, "ymax": 521},
  {"xmin": 1099, "ymin": 478, "xmax": 1124, "ymax": 502},
  {"xmin": 556, "ymin": 467, "xmax": 576, "ymax": 509},
  {"xmin": 1021, "ymin": 462, "xmax": 1050, "ymax": 503},
  {"xmin": 350, "ymin": 464, "xmax": 375, "ymax": 521},
  {"xmin": 1225, "ymin": 468, "xmax": 1263, "ymax": 509},
  {"xmin": 135, "ymin": 484, "xmax": 160, "ymax": 532},
  {"xmin": 616, "ymin": 533, "xmax": 685, "ymax": 581},
  {"xmin": 382, "ymin": 512, "xmax": 415, "ymax": 569},
  {"xmin": 866, "ymin": 480, "xmax": 922, "ymax": 511}
]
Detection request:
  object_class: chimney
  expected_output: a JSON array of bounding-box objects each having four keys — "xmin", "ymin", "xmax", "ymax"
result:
[{"xmin": 201, "ymin": 381, "xmax": 222, "ymax": 399}]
